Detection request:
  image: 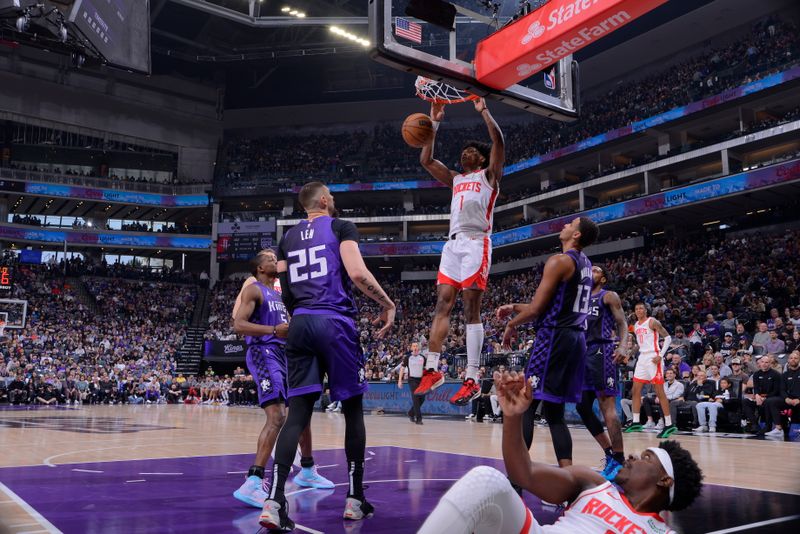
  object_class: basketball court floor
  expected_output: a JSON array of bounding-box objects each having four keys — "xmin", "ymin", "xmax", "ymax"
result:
[{"xmin": 0, "ymin": 404, "xmax": 798, "ymax": 534}]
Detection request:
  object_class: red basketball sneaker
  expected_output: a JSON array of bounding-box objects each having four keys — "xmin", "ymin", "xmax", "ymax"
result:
[
  {"xmin": 449, "ymin": 378, "xmax": 480, "ymax": 406},
  {"xmin": 413, "ymin": 369, "xmax": 444, "ymax": 396}
]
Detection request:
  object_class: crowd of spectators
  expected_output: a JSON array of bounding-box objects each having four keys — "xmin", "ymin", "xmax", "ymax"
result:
[
  {"xmin": 0, "ymin": 254, "xmax": 198, "ymax": 407},
  {"xmin": 218, "ymin": 17, "xmax": 798, "ymax": 190}
]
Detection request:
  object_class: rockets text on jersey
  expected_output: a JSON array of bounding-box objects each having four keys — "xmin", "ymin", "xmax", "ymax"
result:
[{"xmin": 449, "ymin": 169, "xmax": 498, "ymax": 236}]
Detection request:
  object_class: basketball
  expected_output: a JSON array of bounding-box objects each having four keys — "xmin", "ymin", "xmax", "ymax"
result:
[{"xmin": 402, "ymin": 113, "xmax": 434, "ymax": 148}]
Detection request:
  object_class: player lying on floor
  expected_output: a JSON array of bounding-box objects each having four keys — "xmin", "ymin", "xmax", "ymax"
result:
[{"xmin": 419, "ymin": 371, "xmax": 704, "ymax": 534}]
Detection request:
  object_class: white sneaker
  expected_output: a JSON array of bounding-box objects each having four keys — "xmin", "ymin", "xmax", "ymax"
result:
[
  {"xmin": 465, "ymin": 414, "xmax": 475, "ymax": 420},
  {"xmin": 764, "ymin": 428, "xmax": 784, "ymax": 437},
  {"xmin": 643, "ymin": 421, "xmax": 656, "ymax": 430},
  {"xmin": 708, "ymin": 426, "xmax": 716, "ymax": 433},
  {"xmin": 693, "ymin": 425, "xmax": 708, "ymax": 433},
  {"xmin": 233, "ymin": 475, "xmax": 269, "ymax": 508},
  {"xmin": 343, "ymin": 497, "xmax": 374, "ymax": 520}
]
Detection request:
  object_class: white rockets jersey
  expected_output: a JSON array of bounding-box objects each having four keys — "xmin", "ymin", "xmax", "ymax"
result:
[
  {"xmin": 449, "ymin": 169, "xmax": 498, "ymax": 236},
  {"xmin": 635, "ymin": 318, "xmax": 660, "ymax": 356},
  {"xmin": 542, "ymin": 481, "xmax": 675, "ymax": 534}
]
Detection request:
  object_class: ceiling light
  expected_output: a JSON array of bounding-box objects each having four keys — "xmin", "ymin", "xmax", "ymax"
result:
[{"xmin": 281, "ymin": 6, "xmax": 290, "ymax": 12}]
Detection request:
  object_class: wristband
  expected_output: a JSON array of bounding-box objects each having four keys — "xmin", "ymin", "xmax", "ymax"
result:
[{"xmin": 431, "ymin": 120, "xmax": 440, "ymax": 132}]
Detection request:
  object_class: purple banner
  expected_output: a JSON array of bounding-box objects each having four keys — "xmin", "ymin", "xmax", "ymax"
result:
[{"xmin": 0, "ymin": 226, "xmax": 211, "ymax": 249}]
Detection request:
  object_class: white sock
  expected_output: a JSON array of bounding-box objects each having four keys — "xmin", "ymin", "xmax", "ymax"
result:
[
  {"xmin": 425, "ymin": 351, "xmax": 440, "ymax": 371},
  {"xmin": 632, "ymin": 412, "xmax": 639, "ymax": 423},
  {"xmin": 664, "ymin": 415, "xmax": 672, "ymax": 426},
  {"xmin": 465, "ymin": 323, "xmax": 484, "ymax": 381}
]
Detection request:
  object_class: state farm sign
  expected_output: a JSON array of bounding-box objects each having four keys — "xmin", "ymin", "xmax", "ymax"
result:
[{"xmin": 476, "ymin": 0, "xmax": 668, "ymax": 90}]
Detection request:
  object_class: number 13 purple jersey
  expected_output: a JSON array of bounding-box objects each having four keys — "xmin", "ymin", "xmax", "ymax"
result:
[
  {"xmin": 278, "ymin": 215, "xmax": 359, "ymax": 317},
  {"xmin": 536, "ymin": 249, "xmax": 593, "ymax": 330}
]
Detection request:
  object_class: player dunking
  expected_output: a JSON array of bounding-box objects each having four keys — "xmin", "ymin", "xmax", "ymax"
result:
[
  {"xmin": 497, "ymin": 217, "xmax": 598, "ymax": 470},
  {"xmin": 414, "ymin": 97, "xmax": 505, "ymax": 406},
  {"xmin": 419, "ymin": 370, "xmax": 704, "ymax": 534},
  {"xmin": 260, "ymin": 182, "xmax": 396, "ymax": 531},
  {"xmin": 230, "ymin": 250, "xmax": 333, "ymax": 508},
  {"xmin": 624, "ymin": 303, "xmax": 677, "ymax": 438},
  {"xmin": 574, "ymin": 265, "xmax": 629, "ymax": 480}
]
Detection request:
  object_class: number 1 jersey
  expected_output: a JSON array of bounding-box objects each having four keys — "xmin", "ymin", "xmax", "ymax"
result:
[
  {"xmin": 278, "ymin": 215, "xmax": 359, "ymax": 318},
  {"xmin": 536, "ymin": 249, "xmax": 592, "ymax": 330}
]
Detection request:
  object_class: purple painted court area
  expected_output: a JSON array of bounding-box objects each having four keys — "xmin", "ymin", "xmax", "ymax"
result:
[{"xmin": 1, "ymin": 446, "xmax": 799, "ymax": 534}]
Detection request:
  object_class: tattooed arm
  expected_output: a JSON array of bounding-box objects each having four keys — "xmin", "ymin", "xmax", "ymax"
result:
[{"xmin": 340, "ymin": 240, "xmax": 396, "ymax": 338}]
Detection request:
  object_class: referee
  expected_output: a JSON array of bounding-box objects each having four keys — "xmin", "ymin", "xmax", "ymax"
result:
[{"xmin": 399, "ymin": 342, "xmax": 425, "ymax": 424}]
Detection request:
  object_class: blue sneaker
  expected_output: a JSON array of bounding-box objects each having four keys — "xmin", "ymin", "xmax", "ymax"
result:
[
  {"xmin": 233, "ymin": 475, "xmax": 268, "ymax": 508},
  {"xmin": 600, "ymin": 456, "xmax": 623, "ymax": 481},
  {"xmin": 293, "ymin": 465, "xmax": 335, "ymax": 489}
]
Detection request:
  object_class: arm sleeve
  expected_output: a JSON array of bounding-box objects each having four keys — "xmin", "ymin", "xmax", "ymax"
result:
[{"xmin": 332, "ymin": 218, "xmax": 360, "ymax": 243}]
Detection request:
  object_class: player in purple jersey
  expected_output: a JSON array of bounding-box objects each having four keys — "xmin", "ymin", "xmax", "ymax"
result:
[
  {"xmin": 261, "ymin": 182, "xmax": 396, "ymax": 532},
  {"xmin": 496, "ymin": 216, "xmax": 598, "ymax": 475},
  {"xmin": 574, "ymin": 265, "xmax": 630, "ymax": 481},
  {"xmin": 231, "ymin": 250, "xmax": 334, "ymax": 509}
]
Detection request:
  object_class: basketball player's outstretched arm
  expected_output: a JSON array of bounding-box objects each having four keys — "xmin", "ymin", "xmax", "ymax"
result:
[
  {"xmin": 495, "ymin": 371, "xmax": 604, "ymax": 502},
  {"xmin": 419, "ymin": 102, "xmax": 457, "ymax": 187},
  {"xmin": 474, "ymin": 98, "xmax": 505, "ymax": 187},
  {"xmin": 606, "ymin": 291, "xmax": 630, "ymax": 363},
  {"xmin": 498, "ymin": 255, "xmax": 574, "ymax": 347},
  {"xmin": 340, "ymin": 240, "xmax": 397, "ymax": 339},
  {"xmin": 232, "ymin": 284, "xmax": 288, "ymax": 338}
]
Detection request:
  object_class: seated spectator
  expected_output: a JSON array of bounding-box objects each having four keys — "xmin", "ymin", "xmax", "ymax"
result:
[
  {"xmin": 728, "ymin": 357, "xmax": 749, "ymax": 386},
  {"xmin": 694, "ymin": 377, "xmax": 736, "ymax": 432},
  {"xmin": 671, "ymin": 369, "xmax": 715, "ymax": 429},
  {"xmin": 764, "ymin": 330, "xmax": 786, "ymax": 359},
  {"xmin": 167, "ymin": 383, "xmax": 183, "ymax": 404},
  {"xmin": 8, "ymin": 374, "xmax": 28, "ymax": 405},
  {"xmin": 742, "ymin": 355, "xmax": 783, "ymax": 435},
  {"xmin": 752, "ymin": 323, "xmax": 770, "ymax": 355},
  {"xmin": 36, "ymin": 383, "xmax": 59, "ymax": 405}
]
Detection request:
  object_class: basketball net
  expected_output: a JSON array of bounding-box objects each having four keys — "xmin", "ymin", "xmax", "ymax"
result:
[{"xmin": 414, "ymin": 76, "xmax": 479, "ymax": 105}]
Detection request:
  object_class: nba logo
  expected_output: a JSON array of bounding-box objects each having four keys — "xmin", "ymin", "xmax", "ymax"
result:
[{"xmin": 544, "ymin": 68, "xmax": 557, "ymax": 90}]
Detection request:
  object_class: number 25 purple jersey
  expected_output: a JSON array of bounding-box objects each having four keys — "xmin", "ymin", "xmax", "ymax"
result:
[{"xmin": 278, "ymin": 215, "xmax": 359, "ymax": 317}]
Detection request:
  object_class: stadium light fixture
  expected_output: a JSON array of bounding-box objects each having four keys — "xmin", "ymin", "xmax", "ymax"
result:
[
  {"xmin": 282, "ymin": 5, "xmax": 306, "ymax": 18},
  {"xmin": 329, "ymin": 25, "xmax": 370, "ymax": 47}
]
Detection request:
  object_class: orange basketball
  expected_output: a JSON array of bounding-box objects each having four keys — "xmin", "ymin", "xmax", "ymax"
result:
[{"xmin": 402, "ymin": 113, "xmax": 434, "ymax": 148}]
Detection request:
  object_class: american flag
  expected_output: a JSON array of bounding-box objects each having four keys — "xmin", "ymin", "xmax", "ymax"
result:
[{"xmin": 395, "ymin": 17, "xmax": 422, "ymax": 44}]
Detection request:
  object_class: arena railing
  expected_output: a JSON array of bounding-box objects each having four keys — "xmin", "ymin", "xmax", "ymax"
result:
[{"xmin": 0, "ymin": 168, "xmax": 209, "ymax": 195}]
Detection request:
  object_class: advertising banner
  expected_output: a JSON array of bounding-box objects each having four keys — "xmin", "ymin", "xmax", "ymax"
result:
[
  {"xmin": 203, "ymin": 340, "xmax": 247, "ymax": 361},
  {"xmin": 476, "ymin": 0, "xmax": 668, "ymax": 89}
]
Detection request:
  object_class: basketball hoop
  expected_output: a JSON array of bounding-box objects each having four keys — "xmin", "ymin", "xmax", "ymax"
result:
[{"xmin": 414, "ymin": 76, "xmax": 479, "ymax": 105}]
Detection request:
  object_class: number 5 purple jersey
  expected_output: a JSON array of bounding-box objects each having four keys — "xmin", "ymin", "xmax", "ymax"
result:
[
  {"xmin": 536, "ymin": 249, "xmax": 593, "ymax": 330},
  {"xmin": 277, "ymin": 215, "xmax": 359, "ymax": 318}
]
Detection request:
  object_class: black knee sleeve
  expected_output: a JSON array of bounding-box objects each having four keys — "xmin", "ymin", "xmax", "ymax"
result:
[
  {"xmin": 341, "ymin": 395, "xmax": 366, "ymax": 462},
  {"xmin": 275, "ymin": 393, "xmax": 317, "ymax": 466},
  {"xmin": 522, "ymin": 399, "xmax": 541, "ymax": 450},
  {"xmin": 543, "ymin": 401, "xmax": 572, "ymax": 461},
  {"xmin": 575, "ymin": 391, "xmax": 605, "ymax": 437}
]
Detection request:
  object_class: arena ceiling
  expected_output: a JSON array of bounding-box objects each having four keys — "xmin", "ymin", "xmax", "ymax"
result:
[{"xmin": 148, "ymin": 0, "xmax": 735, "ymax": 109}]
